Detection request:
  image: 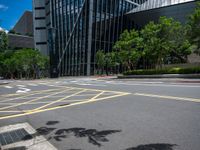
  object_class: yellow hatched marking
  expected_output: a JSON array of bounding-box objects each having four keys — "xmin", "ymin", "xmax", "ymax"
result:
[
  {"xmin": 33, "ymin": 89, "xmax": 87, "ymax": 111},
  {"xmin": 0, "ymin": 88, "xmax": 64, "ymax": 98},
  {"xmin": 0, "ymin": 99, "xmax": 88, "ymax": 105},
  {"xmin": 0, "ymin": 88, "xmax": 73, "ymax": 111},
  {"xmin": 0, "ymin": 92, "xmax": 129, "ymax": 120}
]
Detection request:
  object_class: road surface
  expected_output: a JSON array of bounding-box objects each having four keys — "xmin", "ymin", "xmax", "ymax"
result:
[{"xmin": 0, "ymin": 77, "xmax": 199, "ymax": 150}]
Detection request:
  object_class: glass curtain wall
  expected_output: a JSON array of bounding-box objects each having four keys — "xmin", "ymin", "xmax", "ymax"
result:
[
  {"xmin": 49, "ymin": 0, "xmax": 88, "ymax": 76},
  {"xmin": 128, "ymin": 0, "xmax": 195, "ymax": 13},
  {"xmin": 49, "ymin": 0, "xmax": 142, "ymax": 76},
  {"xmin": 90, "ymin": 0, "xmax": 139, "ymax": 74}
]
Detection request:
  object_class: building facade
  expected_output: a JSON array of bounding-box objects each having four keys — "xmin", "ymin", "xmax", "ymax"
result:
[
  {"xmin": 33, "ymin": 0, "xmax": 196, "ymax": 77},
  {"xmin": 13, "ymin": 11, "xmax": 33, "ymax": 36},
  {"xmin": 33, "ymin": 0, "xmax": 48, "ymax": 55},
  {"xmin": 8, "ymin": 11, "xmax": 34, "ymax": 49},
  {"xmin": 8, "ymin": 34, "xmax": 34, "ymax": 49}
]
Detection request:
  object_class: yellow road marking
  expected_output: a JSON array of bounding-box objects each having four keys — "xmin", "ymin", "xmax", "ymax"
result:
[
  {"xmin": 45, "ymin": 84, "xmax": 127, "ymax": 94},
  {"xmin": 0, "ymin": 99, "xmax": 89, "ymax": 105},
  {"xmin": 0, "ymin": 88, "xmax": 66, "ymax": 103},
  {"xmin": 0, "ymin": 88, "xmax": 73, "ymax": 111},
  {"xmin": 0, "ymin": 87, "xmax": 66, "ymax": 98},
  {"xmin": 0, "ymin": 110, "xmax": 23, "ymax": 113},
  {"xmin": 33, "ymin": 89, "xmax": 87, "ymax": 111},
  {"xmin": 134, "ymin": 93, "xmax": 200, "ymax": 103},
  {"xmin": 88, "ymin": 91, "xmax": 105, "ymax": 101},
  {"xmin": 0, "ymin": 93, "xmax": 99, "ymax": 100},
  {"xmin": 0, "ymin": 92, "xmax": 129, "ymax": 120}
]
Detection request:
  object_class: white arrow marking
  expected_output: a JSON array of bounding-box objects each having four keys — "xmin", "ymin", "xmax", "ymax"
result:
[{"xmin": 16, "ymin": 87, "xmax": 31, "ymax": 93}]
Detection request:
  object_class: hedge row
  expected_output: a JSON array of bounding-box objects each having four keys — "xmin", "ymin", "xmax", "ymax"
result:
[{"xmin": 124, "ymin": 67, "xmax": 200, "ymax": 75}]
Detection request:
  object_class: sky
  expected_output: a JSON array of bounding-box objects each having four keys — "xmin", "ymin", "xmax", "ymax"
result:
[{"xmin": 0, "ymin": 0, "xmax": 32, "ymax": 31}]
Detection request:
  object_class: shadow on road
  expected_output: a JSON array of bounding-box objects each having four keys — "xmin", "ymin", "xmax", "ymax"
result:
[
  {"xmin": 125, "ymin": 143, "xmax": 177, "ymax": 150},
  {"xmin": 22, "ymin": 120, "xmax": 177, "ymax": 150},
  {"xmin": 23, "ymin": 120, "xmax": 121, "ymax": 147}
]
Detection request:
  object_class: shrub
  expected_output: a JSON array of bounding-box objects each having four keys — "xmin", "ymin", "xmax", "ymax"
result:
[{"xmin": 123, "ymin": 67, "xmax": 200, "ymax": 75}]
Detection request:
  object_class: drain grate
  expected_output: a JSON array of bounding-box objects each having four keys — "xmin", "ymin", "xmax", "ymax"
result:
[{"xmin": 0, "ymin": 129, "xmax": 32, "ymax": 146}]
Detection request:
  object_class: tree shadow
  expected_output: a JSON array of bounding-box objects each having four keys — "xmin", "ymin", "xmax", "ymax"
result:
[
  {"xmin": 36, "ymin": 127, "xmax": 57, "ymax": 135},
  {"xmin": 46, "ymin": 121, "xmax": 60, "ymax": 126},
  {"xmin": 22, "ymin": 121, "xmax": 121, "ymax": 147},
  {"xmin": 22, "ymin": 126, "xmax": 57, "ymax": 140},
  {"xmin": 125, "ymin": 143, "xmax": 177, "ymax": 150},
  {"xmin": 54, "ymin": 128, "xmax": 121, "ymax": 147}
]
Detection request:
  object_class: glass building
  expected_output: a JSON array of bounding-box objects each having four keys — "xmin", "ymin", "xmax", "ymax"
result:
[{"xmin": 33, "ymin": 0, "xmax": 196, "ymax": 77}]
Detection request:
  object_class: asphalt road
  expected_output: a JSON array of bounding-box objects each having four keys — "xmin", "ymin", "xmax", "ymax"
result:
[{"xmin": 0, "ymin": 77, "xmax": 200, "ymax": 150}]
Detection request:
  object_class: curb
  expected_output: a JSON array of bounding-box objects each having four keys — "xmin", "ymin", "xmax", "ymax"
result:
[{"xmin": 118, "ymin": 74, "xmax": 200, "ymax": 79}]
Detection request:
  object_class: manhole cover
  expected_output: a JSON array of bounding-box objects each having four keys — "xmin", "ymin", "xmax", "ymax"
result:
[{"xmin": 0, "ymin": 129, "xmax": 32, "ymax": 146}]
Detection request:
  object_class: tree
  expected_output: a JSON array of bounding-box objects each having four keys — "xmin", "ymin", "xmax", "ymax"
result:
[
  {"xmin": 0, "ymin": 48, "xmax": 49, "ymax": 79},
  {"xmin": 141, "ymin": 17, "xmax": 192, "ymax": 68},
  {"xmin": 95, "ymin": 50, "xmax": 105, "ymax": 74},
  {"xmin": 3, "ymin": 57, "xmax": 16, "ymax": 79},
  {"xmin": 159, "ymin": 17, "xmax": 192, "ymax": 63},
  {"xmin": 141, "ymin": 21, "xmax": 166, "ymax": 68},
  {"xmin": 113, "ymin": 29, "xmax": 142, "ymax": 70},
  {"xmin": 0, "ymin": 52, "xmax": 4, "ymax": 76},
  {"xmin": 105, "ymin": 52, "xmax": 117, "ymax": 75},
  {"xmin": 188, "ymin": 2, "xmax": 200, "ymax": 55},
  {"xmin": 13, "ymin": 49, "xmax": 49, "ymax": 79},
  {"xmin": 8, "ymin": 29, "xmax": 16, "ymax": 34},
  {"xmin": 0, "ymin": 30, "xmax": 8, "ymax": 52}
]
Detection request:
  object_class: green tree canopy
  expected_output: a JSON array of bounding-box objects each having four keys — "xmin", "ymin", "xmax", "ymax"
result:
[
  {"xmin": 0, "ymin": 30, "xmax": 8, "ymax": 52},
  {"xmin": 188, "ymin": 2, "xmax": 200, "ymax": 55},
  {"xmin": 113, "ymin": 29, "xmax": 142, "ymax": 70},
  {"xmin": 141, "ymin": 17, "xmax": 192, "ymax": 68},
  {"xmin": 0, "ymin": 48, "xmax": 49, "ymax": 79},
  {"xmin": 95, "ymin": 50, "xmax": 105, "ymax": 74}
]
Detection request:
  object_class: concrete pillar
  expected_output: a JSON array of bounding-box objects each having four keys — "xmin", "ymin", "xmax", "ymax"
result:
[{"xmin": 87, "ymin": 0, "xmax": 93, "ymax": 76}]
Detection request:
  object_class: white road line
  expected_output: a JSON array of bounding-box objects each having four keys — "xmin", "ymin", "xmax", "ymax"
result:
[
  {"xmin": 28, "ymin": 83, "xmax": 38, "ymax": 86},
  {"xmin": 4, "ymin": 86, "xmax": 13, "ymax": 89},
  {"xmin": 134, "ymin": 93, "xmax": 200, "ymax": 103},
  {"xmin": 105, "ymin": 82, "xmax": 200, "ymax": 88},
  {"xmin": 77, "ymin": 83, "xmax": 92, "ymax": 86},
  {"xmin": 38, "ymin": 82, "xmax": 49, "ymax": 85},
  {"xmin": 49, "ymin": 85, "xmax": 57, "ymax": 86},
  {"xmin": 16, "ymin": 85, "xmax": 26, "ymax": 87},
  {"xmin": 87, "ymin": 84, "xmax": 106, "ymax": 87}
]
